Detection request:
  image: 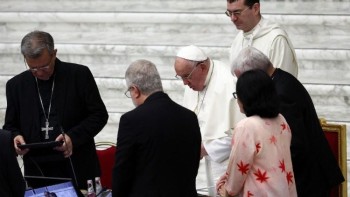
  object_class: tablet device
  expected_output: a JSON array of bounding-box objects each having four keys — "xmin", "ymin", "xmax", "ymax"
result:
[
  {"xmin": 24, "ymin": 179, "xmax": 79, "ymax": 197},
  {"xmin": 18, "ymin": 141, "xmax": 63, "ymax": 149}
]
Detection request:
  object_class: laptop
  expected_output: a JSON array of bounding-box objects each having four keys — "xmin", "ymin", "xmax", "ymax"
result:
[{"xmin": 24, "ymin": 176, "xmax": 80, "ymax": 197}]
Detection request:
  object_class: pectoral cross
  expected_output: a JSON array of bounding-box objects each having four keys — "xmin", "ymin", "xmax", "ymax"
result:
[{"xmin": 42, "ymin": 120, "xmax": 53, "ymax": 139}]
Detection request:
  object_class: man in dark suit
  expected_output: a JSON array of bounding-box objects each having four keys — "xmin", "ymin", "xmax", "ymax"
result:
[
  {"xmin": 3, "ymin": 31, "xmax": 108, "ymax": 192},
  {"xmin": 0, "ymin": 130, "xmax": 26, "ymax": 197},
  {"xmin": 112, "ymin": 59, "xmax": 201, "ymax": 197},
  {"xmin": 231, "ymin": 47, "xmax": 344, "ymax": 197}
]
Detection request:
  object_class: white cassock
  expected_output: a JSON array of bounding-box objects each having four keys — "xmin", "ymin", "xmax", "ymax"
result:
[
  {"xmin": 230, "ymin": 17, "xmax": 299, "ymax": 78},
  {"xmin": 182, "ymin": 59, "xmax": 245, "ymax": 196}
]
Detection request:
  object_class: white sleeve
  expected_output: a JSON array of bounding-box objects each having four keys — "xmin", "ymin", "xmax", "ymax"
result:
[
  {"xmin": 269, "ymin": 35, "xmax": 298, "ymax": 78},
  {"xmin": 204, "ymin": 136, "xmax": 232, "ymax": 163}
]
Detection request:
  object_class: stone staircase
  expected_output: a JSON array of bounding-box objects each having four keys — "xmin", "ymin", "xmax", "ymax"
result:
[{"xmin": 1, "ymin": 0, "xmax": 350, "ymax": 190}]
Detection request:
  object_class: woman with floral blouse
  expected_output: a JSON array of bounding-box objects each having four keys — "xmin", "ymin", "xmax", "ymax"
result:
[{"xmin": 216, "ymin": 69, "xmax": 297, "ymax": 197}]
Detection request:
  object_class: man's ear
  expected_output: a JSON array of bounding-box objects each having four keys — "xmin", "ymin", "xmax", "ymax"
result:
[
  {"xmin": 199, "ymin": 62, "xmax": 207, "ymax": 71},
  {"xmin": 134, "ymin": 86, "xmax": 141, "ymax": 98},
  {"xmin": 252, "ymin": 2, "xmax": 260, "ymax": 15}
]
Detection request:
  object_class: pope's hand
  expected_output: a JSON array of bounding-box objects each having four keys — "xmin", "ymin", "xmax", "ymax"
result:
[{"xmin": 200, "ymin": 143, "xmax": 208, "ymax": 159}]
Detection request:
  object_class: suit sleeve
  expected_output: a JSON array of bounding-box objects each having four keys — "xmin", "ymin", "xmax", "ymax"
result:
[
  {"xmin": 0, "ymin": 131, "xmax": 26, "ymax": 196},
  {"xmin": 67, "ymin": 66, "xmax": 108, "ymax": 146},
  {"xmin": 3, "ymin": 80, "xmax": 21, "ymax": 139},
  {"xmin": 275, "ymin": 82, "xmax": 310, "ymax": 171},
  {"xmin": 112, "ymin": 114, "xmax": 136, "ymax": 197}
]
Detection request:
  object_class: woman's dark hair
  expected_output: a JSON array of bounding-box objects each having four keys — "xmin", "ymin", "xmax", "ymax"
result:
[{"xmin": 236, "ymin": 69, "xmax": 279, "ymax": 118}]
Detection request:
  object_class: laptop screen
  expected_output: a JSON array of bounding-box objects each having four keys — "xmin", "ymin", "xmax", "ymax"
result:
[{"xmin": 24, "ymin": 181, "xmax": 78, "ymax": 197}]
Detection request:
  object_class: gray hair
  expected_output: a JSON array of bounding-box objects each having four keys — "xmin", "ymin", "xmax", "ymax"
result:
[
  {"xmin": 125, "ymin": 59, "xmax": 163, "ymax": 96},
  {"xmin": 231, "ymin": 47, "xmax": 272, "ymax": 75},
  {"xmin": 21, "ymin": 31, "xmax": 55, "ymax": 58}
]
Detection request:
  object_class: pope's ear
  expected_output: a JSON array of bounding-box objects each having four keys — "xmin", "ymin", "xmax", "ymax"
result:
[{"xmin": 199, "ymin": 62, "xmax": 207, "ymax": 70}]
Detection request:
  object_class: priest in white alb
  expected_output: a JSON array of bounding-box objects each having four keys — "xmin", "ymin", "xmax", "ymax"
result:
[{"xmin": 226, "ymin": 0, "xmax": 299, "ymax": 78}]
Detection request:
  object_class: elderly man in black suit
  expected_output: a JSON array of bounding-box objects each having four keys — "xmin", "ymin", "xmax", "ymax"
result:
[
  {"xmin": 112, "ymin": 59, "xmax": 201, "ymax": 197},
  {"xmin": 231, "ymin": 47, "xmax": 344, "ymax": 197},
  {"xmin": 0, "ymin": 130, "xmax": 26, "ymax": 197}
]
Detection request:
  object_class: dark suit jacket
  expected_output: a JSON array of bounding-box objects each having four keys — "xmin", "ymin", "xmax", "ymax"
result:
[
  {"xmin": 0, "ymin": 130, "xmax": 25, "ymax": 197},
  {"xmin": 273, "ymin": 68, "xmax": 344, "ymax": 196},
  {"xmin": 112, "ymin": 92, "xmax": 201, "ymax": 197},
  {"xmin": 3, "ymin": 58, "xmax": 108, "ymax": 189}
]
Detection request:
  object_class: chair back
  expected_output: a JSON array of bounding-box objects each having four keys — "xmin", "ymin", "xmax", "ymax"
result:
[
  {"xmin": 320, "ymin": 118, "xmax": 347, "ymax": 197},
  {"xmin": 96, "ymin": 142, "xmax": 116, "ymax": 190}
]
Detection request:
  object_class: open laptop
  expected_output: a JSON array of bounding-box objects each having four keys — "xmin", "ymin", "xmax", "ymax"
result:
[{"xmin": 24, "ymin": 176, "xmax": 80, "ymax": 197}]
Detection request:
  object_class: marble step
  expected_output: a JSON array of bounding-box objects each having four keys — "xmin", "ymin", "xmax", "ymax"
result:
[
  {"xmin": 0, "ymin": 76, "xmax": 348, "ymax": 120},
  {"xmin": 0, "ymin": 1, "xmax": 349, "ymax": 15},
  {"xmin": 0, "ymin": 44, "xmax": 349, "ymax": 85},
  {"xmin": 1, "ymin": 32, "xmax": 349, "ymax": 51},
  {"xmin": 1, "ymin": 12, "xmax": 349, "ymax": 36},
  {"xmin": 1, "ymin": 61, "xmax": 349, "ymax": 86},
  {"xmin": 1, "ymin": 14, "xmax": 349, "ymax": 36}
]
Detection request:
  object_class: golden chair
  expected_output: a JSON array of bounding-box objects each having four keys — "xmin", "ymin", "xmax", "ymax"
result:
[{"xmin": 320, "ymin": 118, "xmax": 347, "ymax": 197}]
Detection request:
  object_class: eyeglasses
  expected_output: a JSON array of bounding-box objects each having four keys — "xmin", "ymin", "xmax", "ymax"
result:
[
  {"xmin": 225, "ymin": 7, "xmax": 249, "ymax": 17},
  {"xmin": 28, "ymin": 64, "xmax": 50, "ymax": 72},
  {"xmin": 25, "ymin": 56, "xmax": 53, "ymax": 73},
  {"xmin": 175, "ymin": 61, "xmax": 202, "ymax": 80},
  {"xmin": 232, "ymin": 92, "xmax": 237, "ymax": 99},
  {"xmin": 124, "ymin": 87, "xmax": 132, "ymax": 98}
]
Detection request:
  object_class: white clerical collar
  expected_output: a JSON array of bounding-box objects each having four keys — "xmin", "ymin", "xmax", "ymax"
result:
[
  {"xmin": 242, "ymin": 17, "xmax": 265, "ymax": 47},
  {"xmin": 243, "ymin": 17, "xmax": 264, "ymax": 37}
]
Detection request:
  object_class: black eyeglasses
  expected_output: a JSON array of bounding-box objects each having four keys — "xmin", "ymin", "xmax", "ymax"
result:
[
  {"xmin": 225, "ymin": 7, "xmax": 249, "ymax": 18},
  {"xmin": 124, "ymin": 87, "xmax": 132, "ymax": 98},
  {"xmin": 232, "ymin": 92, "xmax": 237, "ymax": 99}
]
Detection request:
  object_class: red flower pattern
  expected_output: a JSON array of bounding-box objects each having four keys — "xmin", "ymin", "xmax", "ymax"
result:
[
  {"xmin": 254, "ymin": 169, "xmax": 269, "ymax": 183},
  {"xmin": 269, "ymin": 135, "xmax": 277, "ymax": 144},
  {"xmin": 255, "ymin": 143, "xmax": 261, "ymax": 153},
  {"xmin": 237, "ymin": 160, "xmax": 250, "ymax": 175},
  {"xmin": 247, "ymin": 190, "xmax": 254, "ymax": 196},
  {"xmin": 225, "ymin": 116, "xmax": 296, "ymax": 195},
  {"xmin": 286, "ymin": 171, "xmax": 294, "ymax": 185},
  {"xmin": 279, "ymin": 160, "xmax": 286, "ymax": 173},
  {"xmin": 281, "ymin": 122, "xmax": 287, "ymax": 130}
]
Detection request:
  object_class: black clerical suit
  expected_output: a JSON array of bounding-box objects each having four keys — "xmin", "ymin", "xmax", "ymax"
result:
[
  {"xmin": 3, "ymin": 58, "xmax": 108, "ymax": 190},
  {"xmin": 272, "ymin": 68, "xmax": 344, "ymax": 196},
  {"xmin": 112, "ymin": 92, "xmax": 201, "ymax": 197},
  {"xmin": 0, "ymin": 130, "xmax": 26, "ymax": 197}
]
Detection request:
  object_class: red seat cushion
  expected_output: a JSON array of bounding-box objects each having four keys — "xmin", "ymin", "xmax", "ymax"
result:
[{"xmin": 324, "ymin": 131, "xmax": 340, "ymax": 197}]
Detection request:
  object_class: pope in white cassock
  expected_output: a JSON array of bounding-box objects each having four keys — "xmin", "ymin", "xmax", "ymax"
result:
[{"xmin": 174, "ymin": 45, "xmax": 242, "ymax": 196}]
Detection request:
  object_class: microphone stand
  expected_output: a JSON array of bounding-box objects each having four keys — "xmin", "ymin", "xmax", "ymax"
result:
[{"xmin": 60, "ymin": 127, "xmax": 79, "ymax": 189}]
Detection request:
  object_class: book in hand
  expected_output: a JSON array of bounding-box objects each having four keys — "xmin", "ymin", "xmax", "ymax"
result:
[{"xmin": 18, "ymin": 141, "xmax": 64, "ymax": 149}]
